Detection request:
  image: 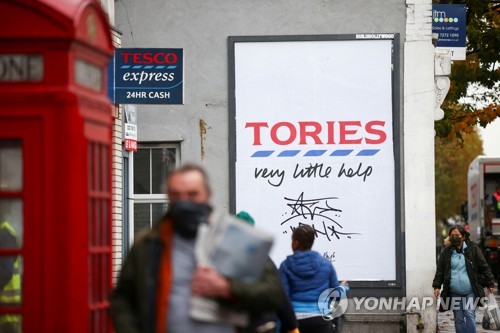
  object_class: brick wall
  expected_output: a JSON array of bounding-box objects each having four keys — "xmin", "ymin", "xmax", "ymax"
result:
[{"xmin": 110, "ymin": 27, "xmax": 123, "ymax": 284}]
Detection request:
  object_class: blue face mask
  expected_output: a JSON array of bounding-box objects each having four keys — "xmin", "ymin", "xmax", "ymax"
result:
[{"xmin": 167, "ymin": 200, "xmax": 211, "ymax": 239}]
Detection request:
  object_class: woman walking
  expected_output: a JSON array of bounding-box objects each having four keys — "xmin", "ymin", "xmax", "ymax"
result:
[
  {"xmin": 433, "ymin": 225, "xmax": 495, "ymax": 333},
  {"xmin": 279, "ymin": 225, "xmax": 347, "ymax": 333}
]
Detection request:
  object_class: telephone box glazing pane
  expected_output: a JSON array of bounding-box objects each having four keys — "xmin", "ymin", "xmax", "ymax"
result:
[
  {"xmin": 0, "ymin": 200, "xmax": 23, "ymax": 249},
  {"xmin": 0, "ymin": 141, "xmax": 22, "ymax": 191}
]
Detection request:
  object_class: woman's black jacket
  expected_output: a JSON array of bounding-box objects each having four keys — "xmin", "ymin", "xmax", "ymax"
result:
[{"xmin": 432, "ymin": 240, "xmax": 494, "ymax": 303}]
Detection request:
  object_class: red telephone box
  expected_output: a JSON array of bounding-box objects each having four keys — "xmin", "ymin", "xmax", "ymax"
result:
[{"xmin": 0, "ymin": 0, "xmax": 113, "ymax": 332}]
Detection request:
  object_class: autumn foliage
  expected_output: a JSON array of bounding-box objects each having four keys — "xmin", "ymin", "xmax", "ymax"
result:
[
  {"xmin": 434, "ymin": 0, "xmax": 500, "ymax": 139},
  {"xmin": 435, "ymin": 129, "xmax": 483, "ymax": 222}
]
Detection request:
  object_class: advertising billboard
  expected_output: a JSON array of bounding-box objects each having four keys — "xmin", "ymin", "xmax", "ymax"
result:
[{"xmin": 229, "ymin": 35, "xmax": 402, "ymax": 294}]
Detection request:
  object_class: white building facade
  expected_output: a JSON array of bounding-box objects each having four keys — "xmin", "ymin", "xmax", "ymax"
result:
[{"xmin": 112, "ymin": 1, "xmax": 437, "ymax": 332}]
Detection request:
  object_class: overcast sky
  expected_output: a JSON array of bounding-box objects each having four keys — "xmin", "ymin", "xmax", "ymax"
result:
[{"xmin": 478, "ymin": 118, "xmax": 500, "ymax": 156}]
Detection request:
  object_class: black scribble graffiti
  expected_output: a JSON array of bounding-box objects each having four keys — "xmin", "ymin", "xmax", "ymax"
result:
[
  {"xmin": 282, "ymin": 192, "xmax": 342, "ymax": 225},
  {"xmin": 288, "ymin": 221, "xmax": 359, "ymax": 241},
  {"xmin": 281, "ymin": 192, "xmax": 360, "ymax": 241}
]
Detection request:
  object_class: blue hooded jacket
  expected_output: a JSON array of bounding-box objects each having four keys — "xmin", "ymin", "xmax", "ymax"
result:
[{"xmin": 279, "ymin": 250, "xmax": 340, "ymax": 313}]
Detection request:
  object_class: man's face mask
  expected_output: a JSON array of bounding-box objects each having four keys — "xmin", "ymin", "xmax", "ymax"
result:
[
  {"xmin": 449, "ymin": 234, "xmax": 462, "ymax": 247},
  {"xmin": 168, "ymin": 200, "xmax": 212, "ymax": 239}
]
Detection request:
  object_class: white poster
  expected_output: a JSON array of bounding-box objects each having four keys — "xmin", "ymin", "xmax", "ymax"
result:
[
  {"xmin": 233, "ymin": 39, "xmax": 396, "ymax": 281},
  {"xmin": 124, "ymin": 104, "xmax": 138, "ymax": 152}
]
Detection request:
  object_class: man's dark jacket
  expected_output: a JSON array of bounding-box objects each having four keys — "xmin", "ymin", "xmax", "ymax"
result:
[
  {"xmin": 432, "ymin": 240, "xmax": 494, "ymax": 309},
  {"xmin": 111, "ymin": 222, "xmax": 284, "ymax": 333}
]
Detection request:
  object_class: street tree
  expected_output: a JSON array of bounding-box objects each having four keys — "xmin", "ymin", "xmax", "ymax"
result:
[
  {"xmin": 434, "ymin": 0, "xmax": 499, "ymax": 139},
  {"xmin": 435, "ymin": 128, "xmax": 483, "ymax": 222}
]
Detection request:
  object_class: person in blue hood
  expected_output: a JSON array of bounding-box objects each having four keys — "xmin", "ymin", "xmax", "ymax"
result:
[{"xmin": 279, "ymin": 225, "xmax": 347, "ymax": 333}]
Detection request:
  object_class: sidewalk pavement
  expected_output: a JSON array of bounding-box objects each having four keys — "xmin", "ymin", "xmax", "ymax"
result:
[{"xmin": 437, "ymin": 289, "xmax": 500, "ymax": 333}]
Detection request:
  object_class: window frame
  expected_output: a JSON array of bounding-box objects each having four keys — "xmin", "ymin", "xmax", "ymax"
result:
[{"xmin": 128, "ymin": 143, "xmax": 180, "ymax": 246}]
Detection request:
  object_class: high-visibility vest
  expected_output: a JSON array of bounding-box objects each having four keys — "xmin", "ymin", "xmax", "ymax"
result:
[
  {"xmin": 494, "ymin": 192, "xmax": 500, "ymax": 210},
  {"xmin": 0, "ymin": 221, "xmax": 21, "ymax": 325}
]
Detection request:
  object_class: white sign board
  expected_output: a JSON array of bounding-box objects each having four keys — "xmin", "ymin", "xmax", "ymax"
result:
[
  {"xmin": 0, "ymin": 55, "xmax": 43, "ymax": 81},
  {"xmin": 124, "ymin": 105, "xmax": 138, "ymax": 152},
  {"xmin": 75, "ymin": 58, "xmax": 102, "ymax": 91},
  {"xmin": 231, "ymin": 37, "xmax": 398, "ymax": 282}
]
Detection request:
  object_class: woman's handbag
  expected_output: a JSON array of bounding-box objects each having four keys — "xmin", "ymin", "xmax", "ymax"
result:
[{"xmin": 482, "ymin": 292, "xmax": 500, "ymax": 330}]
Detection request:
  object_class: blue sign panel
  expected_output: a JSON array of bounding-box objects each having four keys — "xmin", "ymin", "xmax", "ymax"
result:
[
  {"xmin": 114, "ymin": 48, "xmax": 183, "ymax": 104},
  {"xmin": 432, "ymin": 4, "xmax": 466, "ymax": 59}
]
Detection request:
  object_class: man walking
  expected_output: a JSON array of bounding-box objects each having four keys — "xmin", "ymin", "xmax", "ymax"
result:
[{"xmin": 111, "ymin": 164, "xmax": 284, "ymax": 333}]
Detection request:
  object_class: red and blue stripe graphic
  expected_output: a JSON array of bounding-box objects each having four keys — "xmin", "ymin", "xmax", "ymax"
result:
[{"xmin": 250, "ymin": 149, "xmax": 380, "ymax": 158}]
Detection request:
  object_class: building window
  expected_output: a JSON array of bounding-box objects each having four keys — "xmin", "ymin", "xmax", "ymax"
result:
[{"xmin": 132, "ymin": 144, "xmax": 179, "ymax": 238}]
